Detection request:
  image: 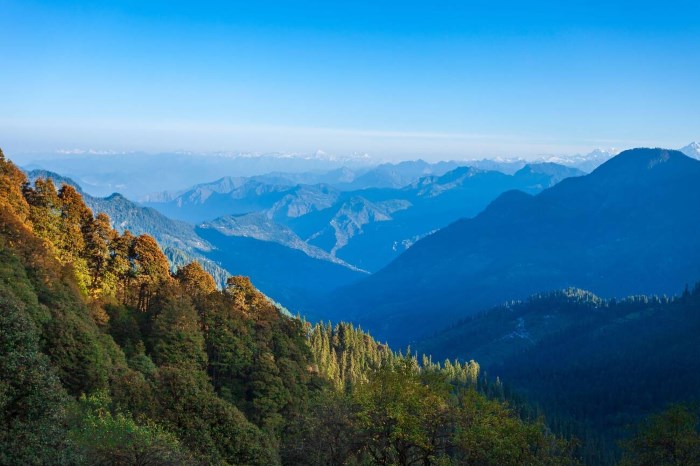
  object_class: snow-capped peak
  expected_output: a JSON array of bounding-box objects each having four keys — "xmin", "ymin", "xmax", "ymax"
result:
[
  {"xmin": 541, "ymin": 148, "xmax": 619, "ymax": 172},
  {"xmin": 679, "ymin": 142, "xmax": 700, "ymax": 159}
]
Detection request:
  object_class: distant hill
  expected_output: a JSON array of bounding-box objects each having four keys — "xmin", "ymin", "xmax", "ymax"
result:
[
  {"xmin": 205, "ymin": 212, "xmax": 362, "ymax": 270},
  {"xmin": 336, "ymin": 159, "xmax": 460, "ymax": 190},
  {"xmin": 321, "ymin": 148, "xmax": 700, "ymax": 346},
  {"xmin": 142, "ymin": 176, "xmax": 292, "ymax": 223}
]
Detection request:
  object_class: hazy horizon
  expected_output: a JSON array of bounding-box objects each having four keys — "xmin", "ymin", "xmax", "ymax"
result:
[{"xmin": 9, "ymin": 142, "xmax": 624, "ymax": 164}]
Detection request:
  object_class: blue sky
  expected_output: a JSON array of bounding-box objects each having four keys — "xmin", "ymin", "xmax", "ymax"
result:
[{"xmin": 2, "ymin": 0, "xmax": 699, "ymax": 160}]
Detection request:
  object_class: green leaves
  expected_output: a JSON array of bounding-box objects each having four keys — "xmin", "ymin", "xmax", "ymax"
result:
[
  {"xmin": 0, "ymin": 295, "xmax": 70, "ymax": 465},
  {"xmin": 354, "ymin": 360, "xmax": 453, "ymax": 465},
  {"xmin": 68, "ymin": 391, "xmax": 194, "ymax": 466},
  {"xmin": 620, "ymin": 405, "xmax": 700, "ymax": 466}
]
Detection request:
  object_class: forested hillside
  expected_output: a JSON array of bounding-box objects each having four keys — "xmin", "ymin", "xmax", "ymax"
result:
[
  {"xmin": 0, "ymin": 149, "xmax": 578, "ymax": 464},
  {"xmin": 25, "ymin": 169, "xmax": 231, "ymax": 287},
  {"xmin": 418, "ymin": 287, "xmax": 700, "ymax": 464}
]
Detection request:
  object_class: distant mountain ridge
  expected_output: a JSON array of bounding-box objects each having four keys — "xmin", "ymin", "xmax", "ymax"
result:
[
  {"xmin": 147, "ymin": 162, "xmax": 584, "ymax": 272},
  {"xmin": 544, "ymin": 148, "xmax": 619, "ymax": 172},
  {"xmin": 19, "ymin": 150, "xmax": 375, "ymax": 199},
  {"xmin": 336, "ymin": 159, "xmax": 461, "ymax": 190},
  {"xmin": 320, "ymin": 148, "xmax": 700, "ymax": 345}
]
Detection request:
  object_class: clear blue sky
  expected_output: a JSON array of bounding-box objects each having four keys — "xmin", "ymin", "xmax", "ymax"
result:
[{"xmin": 2, "ymin": 0, "xmax": 699, "ymax": 160}]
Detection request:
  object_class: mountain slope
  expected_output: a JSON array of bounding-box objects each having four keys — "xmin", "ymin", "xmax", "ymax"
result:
[
  {"xmin": 205, "ymin": 212, "xmax": 362, "ymax": 270},
  {"xmin": 143, "ymin": 176, "xmax": 292, "ymax": 223},
  {"xmin": 3, "ymin": 149, "xmax": 580, "ymax": 466},
  {"xmin": 322, "ymin": 148, "xmax": 700, "ymax": 346},
  {"xmin": 196, "ymin": 226, "xmax": 366, "ymax": 317}
]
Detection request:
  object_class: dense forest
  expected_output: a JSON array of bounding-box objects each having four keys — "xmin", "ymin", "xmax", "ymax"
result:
[
  {"xmin": 417, "ymin": 287, "xmax": 700, "ymax": 464},
  {"xmin": 0, "ymin": 148, "xmax": 697, "ymax": 465}
]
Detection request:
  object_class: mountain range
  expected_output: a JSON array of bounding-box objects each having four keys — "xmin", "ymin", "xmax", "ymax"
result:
[
  {"xmin": 18, "ymin": 146, "xmax": 644, "ymax": 200},
  {"xmin": 19, "ymin": 150, "xmax": 374, "ymax": 199},
  {"xmin": 145, "ymin": 162, "xmax": 584, "ymax": 273},
  {"xmin": 321, "ymin": 148, "xmax": 700, "ymax": 346},
  {"xmin": 140, "ymin": 159, "xmax": 464, "ymax": 222},
  {"xmin": 27, "ymin": 158, "xmax": 587, "ymax": 314},
  {"xmin": 25, "ymin": 145, "xmax": 700, "ymax": 330}
]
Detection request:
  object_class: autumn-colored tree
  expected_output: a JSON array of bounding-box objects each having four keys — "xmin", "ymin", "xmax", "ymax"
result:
[
  {"xmin": 0, "ymin": 149, "xmax": 30, "ymax": 222},
  {"xmin": 109, "ymin": 230, "xmax": 136, "ymax": 304},
  {"xmin": 58, "ymin": 184, "xmax": 92, "ymax": 243},
  {"xmin": 57, "ymin": 184, "xmax": 94, "ymax": 291},
  {"xmin": 84, "ymin": 212, "xmax": 118, "ymax": 296},
  {"xmin": 226, "ymin": 275, "xmax": 265, "ymax": 312},
  {"xmin": 175, "ymin": 261, "xmax": 217, "ymax": 303},
  {"xmin": 24, "ymin": 177, "xmax": 62, "ymax": 250},
  {"xmin": 131, "ymin": 234, "xmax": 171, "ymax": 310}
]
